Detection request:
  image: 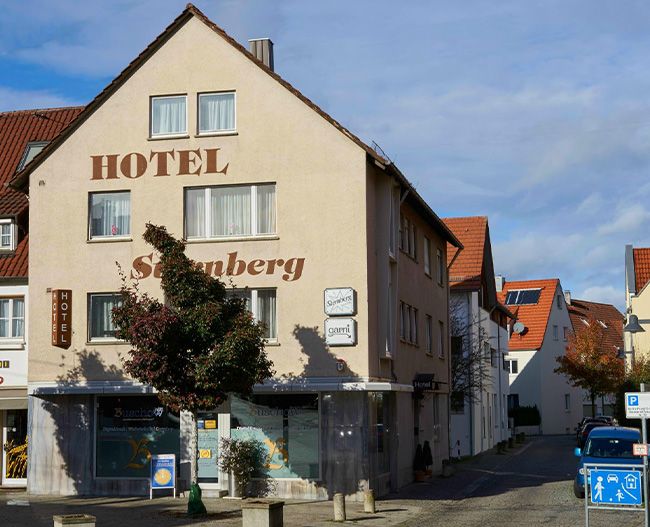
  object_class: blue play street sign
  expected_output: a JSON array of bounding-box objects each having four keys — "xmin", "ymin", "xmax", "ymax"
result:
[{"xmin": 590, "ymin": 469, "xmax": 642, "ymax": 506}]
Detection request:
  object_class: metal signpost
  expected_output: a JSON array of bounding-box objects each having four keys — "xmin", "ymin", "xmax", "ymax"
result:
[{"xmin": 624, "ymin": 385, "xmax": 650, "ymax": 527}]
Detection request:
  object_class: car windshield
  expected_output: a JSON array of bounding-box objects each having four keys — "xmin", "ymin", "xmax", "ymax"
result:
[{"xmin": 584, "ymin": 437, "xmax": 636, "ymax": 458}]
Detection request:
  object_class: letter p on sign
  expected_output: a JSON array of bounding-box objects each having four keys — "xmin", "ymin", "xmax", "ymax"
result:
[{"xmin": 629, "ymin": 395, "xmax": 640, "ymax": 406}]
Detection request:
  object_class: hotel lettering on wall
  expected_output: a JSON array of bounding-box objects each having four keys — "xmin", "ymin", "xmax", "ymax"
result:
[{"xmin": 52, "ymin": 289, "xmax": 72, "ymax": 349}]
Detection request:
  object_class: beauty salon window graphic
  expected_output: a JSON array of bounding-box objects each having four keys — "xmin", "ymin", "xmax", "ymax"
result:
[
  {"xmin": 95, "ymin": 396, "xmax": 179, "ymax": 478},
  {"xmin": 231, "ymin": 394, "xmax": 319, "ymax": 479}
]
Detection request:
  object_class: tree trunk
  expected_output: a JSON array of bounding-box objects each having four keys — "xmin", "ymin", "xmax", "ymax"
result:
[
  {"xmin": 590, "ymin": 391, "xmax": 596, "ymax": 418},
  {"xmin": 190, "ymin": 410, "xmax": 198, "ymax": 485}
]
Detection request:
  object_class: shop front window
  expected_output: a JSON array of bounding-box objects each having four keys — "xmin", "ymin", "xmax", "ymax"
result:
[
  {"xmin": 230, "ymin": 394, "xmax": 319, "ymax": 479},
  {"xmin": 95, "ymin": 396, "xmax": 180, "ymax": 478}
]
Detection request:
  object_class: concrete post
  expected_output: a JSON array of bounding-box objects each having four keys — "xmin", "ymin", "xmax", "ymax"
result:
[
  {"xmin": 364, "ymin": 490, "xmax": 376, "ymax": 513},
  {"xmin": 333, "ymin": 493, "xmax": 346, "ymax": 521},
  {"xmin": 53, "ymin": 515, "xmax": 96, "ymax": 527}
]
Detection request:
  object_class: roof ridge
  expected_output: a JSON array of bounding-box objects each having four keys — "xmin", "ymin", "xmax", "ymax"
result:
[
  {"xmin": 569, "ymin": 298, "xmax": 619, "ymax": 308},
  {"xmin": 0, "ymin": 105, "xmax": 85, "ymax": 117}
]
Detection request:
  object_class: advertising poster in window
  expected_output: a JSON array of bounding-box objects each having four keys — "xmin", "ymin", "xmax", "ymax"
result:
[
  {"xmin": 197, "ymin": 413, "xmax": 219, "ymax": 482},
  {"xmin": 231, "ymin": 394, "xmax": 319, "ymax": 479},
  {"xmin": 96, "ymin": 396, "xmax": 180, "ymax": 478}
]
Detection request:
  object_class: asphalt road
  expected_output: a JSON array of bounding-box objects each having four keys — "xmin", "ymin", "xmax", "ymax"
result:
[{"xmin": 399, "ymin": 435, "xmax": 645, "ymax": 527}]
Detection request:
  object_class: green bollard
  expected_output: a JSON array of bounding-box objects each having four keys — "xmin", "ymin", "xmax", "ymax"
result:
[{"xmin": 188, "ymin": 482, "xmax": 207, "ymax": 516}]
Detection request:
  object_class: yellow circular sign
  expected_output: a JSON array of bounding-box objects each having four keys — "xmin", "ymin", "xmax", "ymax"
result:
[{"xmin": 154, "ymin": 468, "xmax": 172, "ymax": 486}]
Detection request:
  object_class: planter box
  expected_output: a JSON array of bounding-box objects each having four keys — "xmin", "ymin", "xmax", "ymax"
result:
[
  {"xmin": 53, "ymin": 515, "xmax": 96, "ymax": 527},
  {"xmin": 242, "ymin": 499, "xmax": 284, "ymax": 527}
]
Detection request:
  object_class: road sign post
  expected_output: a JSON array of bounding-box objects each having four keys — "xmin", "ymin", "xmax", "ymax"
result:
[{"xmin": 624, "ymin": 384, "xmax": 650, "ymax": 527}]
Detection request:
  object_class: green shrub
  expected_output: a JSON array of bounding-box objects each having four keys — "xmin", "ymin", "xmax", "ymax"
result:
[{"xmin": 508, "ymin": 405, "xmax": 541, "ymax": 426}]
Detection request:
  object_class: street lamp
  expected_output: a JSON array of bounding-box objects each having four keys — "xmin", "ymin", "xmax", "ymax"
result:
[{"xmin": 618, "ymin": 314, "xmax": 645, "ymax": 369}]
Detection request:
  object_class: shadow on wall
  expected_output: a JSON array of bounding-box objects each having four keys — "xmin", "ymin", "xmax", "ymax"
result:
[{"xmin": 31, "ymin": 349, "xmax": 125, "ymax": 495}]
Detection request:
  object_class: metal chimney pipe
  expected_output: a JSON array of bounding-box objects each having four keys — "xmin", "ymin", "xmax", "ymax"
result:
[{"xmin": 248, "ymin": 38, "xmax": 274, "ymax": 71}]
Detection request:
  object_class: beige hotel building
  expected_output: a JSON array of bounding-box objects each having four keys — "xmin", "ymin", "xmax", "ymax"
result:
[{"xmin": 12, "ymin": 5, "xmax": 461, "ymax": 499}]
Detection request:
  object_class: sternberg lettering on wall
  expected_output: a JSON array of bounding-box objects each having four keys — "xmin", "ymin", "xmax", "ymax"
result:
[
  {"xmin": 132, "ymin": 252, "xmax": 305, "ymax": 282},
  {"xmin": 91, "ymin": 148, "xmax": 229, "ymax": 180}
]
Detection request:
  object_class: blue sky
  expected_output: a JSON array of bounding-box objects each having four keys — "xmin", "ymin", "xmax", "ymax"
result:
[{"xmin": 2, "ymin": 0, "xmax": 650, "ymax": 309}]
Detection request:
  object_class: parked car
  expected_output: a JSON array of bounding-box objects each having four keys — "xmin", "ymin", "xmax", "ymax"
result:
[
  {"xmin": 574, "ymin": 426, "xmax": 642, "ymax": 499},
  {"xmin": 578, "ymin": 421, "xmax": 609, "ymax": 448},
  {"xmin": 576, "ymin": 416, "xmax": 618, "ymax": 442}
]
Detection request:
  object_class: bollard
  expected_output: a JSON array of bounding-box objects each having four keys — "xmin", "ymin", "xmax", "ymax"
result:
[
  {"xmin": 333, "ymin": 493, "xmax": 346, "ymax": 522},
  {"xmin": 364, "ymin": 490, "xmax": 376, "ymax": 514},
  {"xmin": 508, "ymin": 437, "xmax": 514, "ymax": 448}
]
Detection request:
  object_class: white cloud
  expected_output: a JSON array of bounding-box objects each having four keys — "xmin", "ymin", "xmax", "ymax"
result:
[
  {"xmin": 598, "ymin": 204, "xmax": 650, "ymax": 236},
  {"xmin": 578, "ymin": 285, "xmax": 623, "ymax": 310},
  {"xmin": 0, "ymin": 86, "xmax": 79, "ymax": 112}
]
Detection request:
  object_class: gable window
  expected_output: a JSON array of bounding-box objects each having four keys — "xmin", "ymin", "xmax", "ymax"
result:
[
  {"xmin": 17, "ymin": 141, "xmax": 48, "ymax": 171},
  {"xmin": 563, "ymin": 326, "xmax": 569, "ymax": 341},
  {"xmin": 198, "ymin": 92, "xmax": 236, "ymax": 134},
  {"xmin": 437, "ymin": 249, "xmax": 444, "ymax": 286},
  {"xmin": 89, "ymin": 191, "xmax": 131, "ymax": 239},
  {"xmin": 185, "ymin": 184, "xmax": 276, "ymax": 239},
  {"xmin": 424, "ymin": 237, "xmax": 431, "ymax": 276},
  {"xmin": 0, "ymin": 298, "xmax": 24, "ymax": 339},
  {"xmin": 506, "ymin": 359, "xmax": 518, "ymax": 374},
  {"xmin": 151, "ymin": 95, "xmax": 187, "ymax": 137},
  {"xmin": 230, "ymin": 288, "xmax": 277, "ymax": 340},
  {"xmin": 557, "ymin": 294, "xmax": 563, "ymax": 309},
  {"xmin": 553, "ymin": 325, "xmax": 559, "ymax": 340},
  {"xmin": 88, "ymin": 293, "xmax": 122, "ymax": 341},
  {"xmin": 505, "ymin": 289, "xmax": 541, "ymax": 305},
  {"xmin": 0, "ymin": 220, "xmax": 15, "ymax": 250}
]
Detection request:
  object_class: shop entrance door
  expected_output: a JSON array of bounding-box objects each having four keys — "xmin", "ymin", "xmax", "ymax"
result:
[{"xmin": 2, "ymin": 409, "xmax": 27, "ymax": 486}]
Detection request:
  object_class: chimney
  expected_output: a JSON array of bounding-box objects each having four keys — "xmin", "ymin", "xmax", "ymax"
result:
[
  {"xmin": 495, "ymin": 275, "xmax": 505, "ymax": 293},
  {"xmin": 564, "ymin": 290, "xmax": 571, "ymax": 306},
  {"xmin": 248, "ymin": 38, "xmax": 274, "ymax": 71}
]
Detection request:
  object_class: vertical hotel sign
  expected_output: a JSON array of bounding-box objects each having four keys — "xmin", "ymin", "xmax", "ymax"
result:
[{"xmin": 52, "ymin": 289, "xmax": 72, "ymax": 349}]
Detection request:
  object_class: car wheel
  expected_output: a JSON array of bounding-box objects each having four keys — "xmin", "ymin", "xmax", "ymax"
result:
[{"xmin": 573, "ymin": 482, "xmax": 585, "ymax": 499}]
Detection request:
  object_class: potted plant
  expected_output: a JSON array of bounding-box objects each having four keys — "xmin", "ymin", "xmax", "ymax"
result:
[
  {"xmin": 422, "ymin": 440, "xmax": 433, "ymax": 476},
  {"xmin": 219, "ymin": 438, "xmax": 266, "ymax": 498},
  {"xmin": 413, "ymin": 443, "xmax": 427, "ymax": 482}
]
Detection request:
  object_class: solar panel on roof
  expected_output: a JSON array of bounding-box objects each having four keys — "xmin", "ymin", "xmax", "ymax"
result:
[{"xmin": 505, "ymin": 289, "xmax": 541, "ymax": 305}]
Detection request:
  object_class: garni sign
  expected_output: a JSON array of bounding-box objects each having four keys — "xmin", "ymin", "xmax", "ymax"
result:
[
  {"xmin": 132, "ymin": 252, "xmax": 305, "ymax": 282},
  {"xmin": 325, "ymin": 318, "xmax": 356, "ymax": 346},
  {"xmin": 51, "ymin": 289, "xmax": 72, "ymax": 349},
  {"xmin": 324, "ymin": 288, "xmax": 356, "ymax": 316}
]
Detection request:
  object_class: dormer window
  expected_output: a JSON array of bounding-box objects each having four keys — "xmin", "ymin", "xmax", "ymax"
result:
[
  {"xmin": 17, "ymin": 141, "xmax": 48, "ymax": 171},
  {"xmin": 0, "ymin": 220, "xmax": 16, "ymax": 251}
]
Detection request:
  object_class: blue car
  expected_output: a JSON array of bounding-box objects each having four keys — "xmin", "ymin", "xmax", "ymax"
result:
[{"xmin": 574, "ymin": 426, "xmax": 642, "ymax": 498}]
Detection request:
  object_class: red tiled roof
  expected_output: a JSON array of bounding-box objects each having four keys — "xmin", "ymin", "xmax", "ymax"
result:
[
  {"xmin": 567, "ymin": 299, "xmax": 623, "ymax": 352},
  {"xmin": 443, "ymin": 216, "xmax": 487, "ymax": 289},
  {"xmin": 0, "ymin": 107, "xmax": 82, "ymax": 277},
  {"xmin": 497, "ymin": 279, "xmax": 560, "ymax": 351},
  {"xmin": 633, "ymin": 248, "xmax": 650, "ymax": 293}
]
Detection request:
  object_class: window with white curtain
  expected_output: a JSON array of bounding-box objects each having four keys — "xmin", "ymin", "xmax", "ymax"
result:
[
  {"xmin": 198, "ymin": 92, "xmax": 236, "ymax": 134},
  {"xmin": 89, "ymin": 293, "xmax": 122, "ymax": 340},
  {"xmin": 230, "ymin": 289, "xmax": 277, "ymax": 340},
  {"xmin": 151, "ymin": 95, "xmax": 187, "ymax": 137},
  {"xmin": 0, "ymin": 220, "xmax": 15, "ymax": 250},
  {"xmin": 0, "ymin": 298, "xmax": 24, "ymax": 339},
  {"xmin": 185, "ymin": 184, "xmax": 276, "ymax": 239},
  {"xmin": 89, "ymin": 192, "xmax": 131, "ymax": 239}
]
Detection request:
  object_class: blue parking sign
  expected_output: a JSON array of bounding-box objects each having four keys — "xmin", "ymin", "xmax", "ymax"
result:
[
  {"xmin": 629, "ymin": 395, "xmax": 640, "ymax": 407},
  {"xmin": 590, "ymin": 469, "xmax": 642, "ymax": 506}
]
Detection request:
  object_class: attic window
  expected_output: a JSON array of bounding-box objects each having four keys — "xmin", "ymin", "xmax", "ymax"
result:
[
  {"xmin": 0, "ymin": 220, "xmax": 16, "ymax": 251},
  {"xmin": 17, "ymin": 141, "xmax": 48, "ymax": 171},
  {"xmin": 598, "ymin": 320, "xmax": 608, "ymax": 329},
  {"xmin": 505, "ymin": 289, "xmax": 542, "ymax": 305}
]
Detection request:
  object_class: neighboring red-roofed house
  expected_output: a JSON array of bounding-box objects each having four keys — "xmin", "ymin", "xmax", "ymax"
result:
[
  {"xmin": 443, "ymin": 217, "xmax": 513, "ymax": 457},
  {"xmin": 625, "ymin": 245, "xmax": 650, "ymax": 363},
  {"xmin": 498, "ymin": 278, "xmax": 582, "ymax": 435},
  {"xmin": 565, "ymin": 293, "xmax": 623, "ymax": 416},
  {"xmin": 0, "ymin": 106, "xmax": 82, "ymax": 486}
]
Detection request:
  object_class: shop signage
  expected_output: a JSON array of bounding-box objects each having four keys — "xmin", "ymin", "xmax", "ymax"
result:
[
  {"xmin": 132, "ymin": 252, "xmax": 305, "ymax": 282},
  {"xmin": 413, "ymin": 373, "xmax": 435, "ymax": 391},
  {"xmin": 51, "ymin": 289, "xmax": 72, "ymax": 349},
  {"xmin": 150, "ymin": 453, "xmax": 176, "ymax": 499},
  {"xmin": 91, "ymin": 148, "xmax": 229, "ymax": 180},
  {"xmin": 325, "ymin": 318, "xmax": 356, "ymax": 346},
  {"xmin": 324, "ymin": 288, "xmax": 356, "ymax": 316}
]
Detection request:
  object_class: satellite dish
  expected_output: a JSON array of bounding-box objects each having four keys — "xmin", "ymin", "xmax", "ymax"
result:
[{"xmin": 513, "ymin": 322, "xmax": 525, "ymax": 334}]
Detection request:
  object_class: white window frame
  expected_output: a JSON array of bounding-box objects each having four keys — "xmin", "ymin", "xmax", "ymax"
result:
[
  {"xmin": 185, "ymin": 184, "xmax": 276, "ymax": 240},
  {"xmin": 0, "ymin": 297, "xmax": 25, "ymax": 341},
  {"xmin": 0, "ymin": 220, "xmax": 15, "ymax": 251},
  {"xmin": 231, "ymin": 288, "xmax": 278, "ymax": 342},
  {"xmin": 88, "ymin": 191, "xmax": 131, "ymax": 241},
  {"xmin": 197, "ymin": 91, "xmax": 236, "ymax": 135},
  {"xmin": 150, "ymin": 94, "xmax": 188, "ymax": 138},
  {"xmin": 424, "ymin": 237, "xmax": 431, "ymax": 276},
  {"xmin": 17, "ymin": 141, "xmax": 48, "ymax": 171},
  {"xmin": 88, "ymin": 292, "xmax": 123, "ymax": 342}
]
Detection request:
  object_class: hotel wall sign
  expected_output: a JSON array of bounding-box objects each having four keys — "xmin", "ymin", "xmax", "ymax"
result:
[
  {"xmin": 52, "ymin": 289, "xmax": 72, "ymax": 349},
  {"xmin": 325, "ymin": 318, "xmax": 357, "ymax": 346},
  {"xmin": 324, "ymin": 288, "xmax": 356, "ymax": 316}
]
